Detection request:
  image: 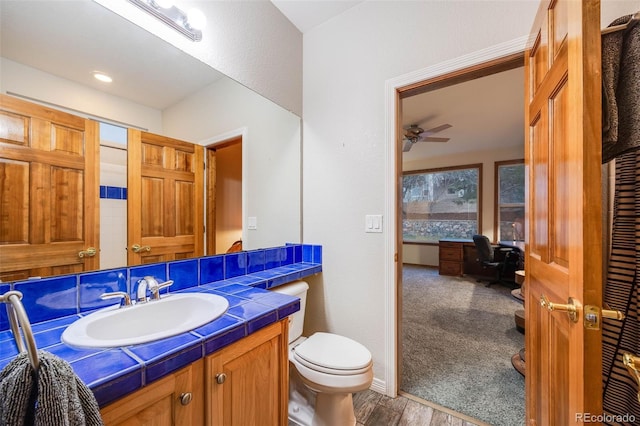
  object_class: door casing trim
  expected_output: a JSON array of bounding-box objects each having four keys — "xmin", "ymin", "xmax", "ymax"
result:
[{"xmin": 383, "ymin": 34, "xmax": 529, "ymax": 397}]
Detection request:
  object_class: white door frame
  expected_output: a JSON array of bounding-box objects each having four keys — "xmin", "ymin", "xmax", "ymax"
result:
[{"xmin": 382, "ymin": 35, "xmax": 530, "ymax": 396}]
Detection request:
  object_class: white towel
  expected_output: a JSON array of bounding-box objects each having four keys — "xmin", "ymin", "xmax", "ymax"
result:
[{"xmin": 0, "ymin": 350, "xmax": 103, "ymax": 426}]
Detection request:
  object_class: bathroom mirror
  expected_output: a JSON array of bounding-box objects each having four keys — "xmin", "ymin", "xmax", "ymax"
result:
[{"xmin": 0, "ymin": 0, "xmax": 301, "ymax": 274}]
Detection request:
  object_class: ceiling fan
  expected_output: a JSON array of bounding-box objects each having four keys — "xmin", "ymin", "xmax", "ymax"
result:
[{"xmin": 402, "ymin": 123, "xmax": 452, "ymax": 152}]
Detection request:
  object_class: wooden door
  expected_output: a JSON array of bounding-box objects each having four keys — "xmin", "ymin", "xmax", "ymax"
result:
[
  {"xmin": 127, "ymin": 129, "xmax": 204, "ymax": 265},
  {"xmin": 0, "ymin": 94, "xmax": 99, "ymax": 281},
  {"xmin": 206, "ymin": 148, "xmax": 217, "ymax": 255},
  {"xmin": 524, "ymin": 0, "xmax": 603, "ymax": 424},
  {"xmin": 206, "ymin": 138, "xmax": 242, "ymax": 255}
]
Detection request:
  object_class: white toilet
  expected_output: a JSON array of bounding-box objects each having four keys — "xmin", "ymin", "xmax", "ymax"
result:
[{"xmin": 271, "ymin": 280, "xmax": 373, "ymax": 426}]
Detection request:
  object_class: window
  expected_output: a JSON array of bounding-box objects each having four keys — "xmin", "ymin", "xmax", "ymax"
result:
[
  {"xmin": 495, "ymin": 160, "xmax": 525, "ymax": 242},
  {"xmin": 403, "ymin": 164, "xmax": 482, "ymax": 244}
]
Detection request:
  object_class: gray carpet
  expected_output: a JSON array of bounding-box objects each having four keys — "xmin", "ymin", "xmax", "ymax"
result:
[{"xmin": 401, "ymin": 265, "xmax": 525, "ymax": 426}]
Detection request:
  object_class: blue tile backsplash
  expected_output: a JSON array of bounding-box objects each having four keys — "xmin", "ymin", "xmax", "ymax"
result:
[
  {"xmin": 14, "ymin": 276, "xmax": 77, "ymax": 324},
  {"xmin": 199, "ymin": 255, "xmax": 224, "ymax": 284},
  {"xmin": 0, "ymin": 284, "xmax": 9, "ymax": 331},
  {"xmin": 100, "ymin": 185, "xmax": 127, "ymax": 200},
  {"xmin": 224, "ymin": 251, "xmax": 247, "ymax": 279},
  {"xmin": 0, "ymin": 243, "xmax": 321, "ymax": 406},
  {"xmin": 79, "ymin": 269, "xmax": 127, "ymax": 313},
  {"xmin": 167, "ymin": 259, "xmax": 198, "ymax": 292}
]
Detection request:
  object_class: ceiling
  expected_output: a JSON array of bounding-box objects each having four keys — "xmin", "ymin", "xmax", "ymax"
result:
[
  {"xmin": 270, "ymin": 0, "xmax": 364, "ymax": 33},
  {"xmin": 1, "ymin": 0, "xmax": 524, "ymax": 162},
  {"xmin": 401, "ymin": 67, "xmax": 524, "ymax": 163},
  {"xmin": 0, "ymin": 0, "xmax": 225, "ymax": 110},
  {"xmin": 269, "ymin": 1, "xmax": 524, "ymax": 163}
]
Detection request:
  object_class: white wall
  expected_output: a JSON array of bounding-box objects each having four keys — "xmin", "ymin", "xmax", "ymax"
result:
[
  {"xmin": 302, "ymin": 0, "xmax": 638, "ymax": 396},
  {"xmin": 402, "ymin": 145, "xmax": 524, "ymax": 266},
  {"xmin": 0, "ymin": 58, "xmax": 163, "ymax": 132},
  {"xmin": 95, "ymin": 0, "xmax": 302, "ymax": 116},
  {"xmin": 301, "ymin": 0, "xmax": 539, "ymax": 393},
  {"xmin": 100, "ymin": 145, "xmax": 128, "ymax": 270},
  {"xmin": 162, "ymin": 77, "xmax": 302, "ymax": 250}
]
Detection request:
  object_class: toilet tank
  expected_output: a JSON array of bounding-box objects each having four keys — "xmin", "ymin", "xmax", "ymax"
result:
[{"xmin": 270, "ymin": 280, "xmax": 308, "ymax": 343}]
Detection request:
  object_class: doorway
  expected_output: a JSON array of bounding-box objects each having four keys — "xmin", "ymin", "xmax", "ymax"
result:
[
  {"xmin": 206, "ymin": 137, "xmax": 243, "ymax": 255},
  {"xmin": 394, "ymin": 53, "xmax": 525, "ymax": 424}
]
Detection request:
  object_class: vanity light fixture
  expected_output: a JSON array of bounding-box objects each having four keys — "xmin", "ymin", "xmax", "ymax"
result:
[{"xmin": 128, "ymin": 0, "xmax": 205, "ymax": 41}]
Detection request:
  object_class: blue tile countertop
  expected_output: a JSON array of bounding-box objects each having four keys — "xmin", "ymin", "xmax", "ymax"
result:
[{"xmin": 0, "ymin": 244, "xmax": 321, "ymax": 407}]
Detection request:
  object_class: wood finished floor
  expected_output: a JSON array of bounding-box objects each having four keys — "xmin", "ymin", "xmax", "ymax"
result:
[{"xmin": 353, "ymin": 389, "xmax": 485, "ymax": 426}]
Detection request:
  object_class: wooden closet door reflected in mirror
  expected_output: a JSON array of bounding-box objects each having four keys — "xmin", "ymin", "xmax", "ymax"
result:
[
  {"xmin": 127, "ymin": 129, "xmax": 204, "ymax": 265},
  {"xmin": 0, "ymin": 94, "xmax": 99, "ymax": 281}
]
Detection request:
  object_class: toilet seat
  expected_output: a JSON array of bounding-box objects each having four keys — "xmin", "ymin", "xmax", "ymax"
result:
[{"xmin": 292, "ymin": 332, "xmax": 372, "ymax": 376}]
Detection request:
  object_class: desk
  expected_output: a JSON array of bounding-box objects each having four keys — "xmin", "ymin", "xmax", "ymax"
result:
[
  {"xmin": 438, "ymin": 239, "xmax": 468, "ymax": 276},
  {"xmin": 499, "ymin": 241, "xmax": 525, "ymax": 271},
  {"xmin": 438, "ymin": 239, "xmax": 525, "ymax": 280},
  {"xmin": 499, "ymin": 241, "xmax": 525, "ymax": 251}
]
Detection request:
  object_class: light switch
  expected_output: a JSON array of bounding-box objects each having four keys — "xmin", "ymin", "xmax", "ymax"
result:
[
  {"xmin": 248, "ymin": 216, "xmax": 257, "ymax": 230},
  {"xmin": 365, "ymin": 215, "xmax": 383, "ymax": 233}
]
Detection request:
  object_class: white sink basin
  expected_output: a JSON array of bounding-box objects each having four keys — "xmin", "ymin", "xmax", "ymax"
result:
[{"xmin": 62, "ymin": 293, "xmax": 229, "ymax": 348}]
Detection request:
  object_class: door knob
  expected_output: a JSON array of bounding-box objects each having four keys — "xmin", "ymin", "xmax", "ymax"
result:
[
  {"xmin": 78, "ymin": 247, "xmax": 97, "ymax": 258},
  {"xmin": 623, "ymin": 353, "xmax": 640, "ymax": 403},
  {"xmin": 540, "ymin": 294, "xmax": 578, "ymax": 322},
  {"xmin": 215, "ymin": 373, "xmax": 226, "ymax": 384},
  {"xmin": 131, "ymin": 244, "xmax": 151, "ymax": 253}
]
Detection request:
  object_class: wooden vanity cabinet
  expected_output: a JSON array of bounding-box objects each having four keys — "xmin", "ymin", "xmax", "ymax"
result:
[
  {"xmin": 100, "ymin": 319, "xmax": 288, "ymax": 426},
  {"xmin": 205, "ymin": 320, "xmax": 289, "ymax": 426},
  {"xmin": 101, "ymin": 359, "xmax": 204, "ymax": 425}
]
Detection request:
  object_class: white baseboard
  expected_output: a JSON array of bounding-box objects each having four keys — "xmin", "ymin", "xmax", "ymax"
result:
[{"xmin": 369, "ymin": 377, "xmax": 388, "ymax": 395}]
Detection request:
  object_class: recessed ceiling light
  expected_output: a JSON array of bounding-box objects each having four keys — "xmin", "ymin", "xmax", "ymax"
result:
[{"xmin": 93, "ymin": 72, "xmax": 113, "ymax": 83}]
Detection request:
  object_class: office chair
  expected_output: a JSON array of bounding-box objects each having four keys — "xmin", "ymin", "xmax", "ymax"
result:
[{"xmin": 472, "ymin": 234, "xmax": 509, "ymax": 286}]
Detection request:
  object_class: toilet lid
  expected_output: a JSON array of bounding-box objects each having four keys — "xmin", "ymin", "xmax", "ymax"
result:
[{"xmin": 292, "ymin": 332, "xmax": 372, "ymax": 372}]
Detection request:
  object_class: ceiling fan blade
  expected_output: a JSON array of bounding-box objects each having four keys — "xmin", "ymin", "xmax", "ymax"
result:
[
  {"xmin": 419, "ymin": 137, "xmax": 450, "ymax": 143},
  {"xmin": 402, "ymin": 139, "xmax": 414, "ymax": 152},
  {"xmin": 423, "ymin": 124, "xmax": 452, "ymax": 135}
]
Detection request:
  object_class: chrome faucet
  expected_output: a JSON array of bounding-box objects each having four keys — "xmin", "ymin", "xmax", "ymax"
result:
[
  {"xmin": 149, "ymin": 278, "xmax": 174, "ymax": 300},
  {"xmin": 137, "ymin": 276, "xmax": 174, "ymax": 302},
  {"xmin": 136, "ymin": 278, "xmax": 150, "ymax": 303},
  {"xmin": 100, "ymin": 291, "xmax": 132, "ymax": 307}
]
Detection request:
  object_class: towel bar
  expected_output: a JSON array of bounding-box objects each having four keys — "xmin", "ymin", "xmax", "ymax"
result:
[{"xmin": 1, "ymin": 290, "xmax": 39, "ymax": 371}]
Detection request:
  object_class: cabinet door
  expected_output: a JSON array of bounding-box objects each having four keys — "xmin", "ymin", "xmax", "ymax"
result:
[
  {"xmin": 206, "ymin": 320, "xmax": 288, "ymax": 426},
  {"xmin": 101, "ymin": 359, "xmax": 204, "ymax": 425}
]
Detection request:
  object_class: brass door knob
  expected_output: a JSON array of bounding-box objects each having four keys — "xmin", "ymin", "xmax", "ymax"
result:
[
  {"xmin": 540, "ymin": 294, "xmax": 578, "ymax": 322},
  {"xmin": 78, "ymin": 247, "xmax": 97, "ymax": 258},
  {"xmin": 131, "ymin": 244, "xmax": 151, "ymax": 253},
  {"xmin": 623, "ymin": 353, "xmax": 640, "ymax": 403}
]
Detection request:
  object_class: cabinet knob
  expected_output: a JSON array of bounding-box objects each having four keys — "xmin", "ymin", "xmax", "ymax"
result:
[
  {"xmin": 215, "ymin": 373, "xmax": 227, "ymax": 384},
  {"xmin": 179, "ymin": 392, "xmax": 192, "ymax": 406}
]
